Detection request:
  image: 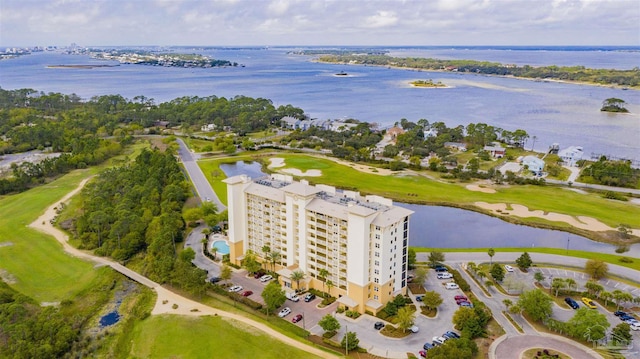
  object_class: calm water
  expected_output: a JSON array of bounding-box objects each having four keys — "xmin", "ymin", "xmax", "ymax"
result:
[
  {"xmin": 219, "ymin": 161, "xmax": 639, "ymax": 256},
  {"xmin": 1, "ymin": 47, "xmax": 639, "ymax": 159}
]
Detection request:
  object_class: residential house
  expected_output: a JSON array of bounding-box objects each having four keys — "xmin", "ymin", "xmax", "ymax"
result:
[
  {"xmin": 522, "ymin": 155, "xmax": 545, "ymax": 175},
  {"xmin": 558, "ymin": 146, "xmax": 584, "ymax": 166}
]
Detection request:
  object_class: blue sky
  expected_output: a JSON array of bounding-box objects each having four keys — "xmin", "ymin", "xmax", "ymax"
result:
[{"xmin": 1, "ymin": 0, "xmax": 639, "ymax": 46}]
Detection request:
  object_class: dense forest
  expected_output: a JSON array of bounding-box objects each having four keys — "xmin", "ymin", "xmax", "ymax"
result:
[{"xmin": 315, "ymin": 54, "xmax": 640, "ymax": 87}]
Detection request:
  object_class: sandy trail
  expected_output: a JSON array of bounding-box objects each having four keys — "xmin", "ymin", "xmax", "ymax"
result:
[{"xmin": 28, "ymin": 177, "xmax": 336, "ymax": 359}]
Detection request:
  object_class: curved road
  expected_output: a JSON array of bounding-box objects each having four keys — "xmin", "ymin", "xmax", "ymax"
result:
[{"xmin": 494, "ymin": 335, "xmax": 601, "ymax": 359}]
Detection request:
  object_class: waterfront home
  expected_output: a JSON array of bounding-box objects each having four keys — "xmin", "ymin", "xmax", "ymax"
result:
[
  {"xmin": 444, "ymin": 142, "xmax": 467, "ymax": 152},
  {"xmin": 558, "ymin": 146, "xmax": 584, "ymax": 166},
  {"xmin": 483, "ymin": 144, "xmax": 506, "ymax": 158},
  {"xmin": 522, "ymin": 155, "xmax": 545, "ymax": 175}
]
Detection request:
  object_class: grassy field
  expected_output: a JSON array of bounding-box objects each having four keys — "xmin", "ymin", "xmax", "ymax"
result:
[
  {"xmin": 0, "ymin": 169, "xmax": 98, "ymax": 302},
  {"xmin": 0, "ymin": 141, "xmax": 151, "ymax": 302},
  {"xmin": 128, "ymin": 314, "xmax": 324, "ymax": 359},
  {"xmin": 413, "ymin": 247, "xmax": 640, "ymax": 272},
  {"xmin": 268, "ymin": 154, "xmax": 640, "ymax": 229}
]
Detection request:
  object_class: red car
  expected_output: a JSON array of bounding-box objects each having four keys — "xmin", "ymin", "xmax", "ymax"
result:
[
  {"xmin": 242, "ymin": 290, "xmax": 253, "ymax": 297},
  {"xmin": 292, "ymin": 314, "xmax": 303, "ymax": 323},
  {"xmin": 454, "ymin": 295, "xmax": 467, "ymax": 301}
]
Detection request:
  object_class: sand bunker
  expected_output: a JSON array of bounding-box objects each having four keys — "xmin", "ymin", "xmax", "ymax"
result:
[
  {"xmin": 268, "ymin": 157, "xmax": 321, "ymax": 177},
  {"xmin": 466, "ymin": 185, "xmax": 496, "ymax": 194},
  {"xmin": 268, "ymin": 157, "xmax": 286, "ymax": 168},
  {"xmin": 475, "ymin": 201, "xmax": 639, "ymax": 235}
]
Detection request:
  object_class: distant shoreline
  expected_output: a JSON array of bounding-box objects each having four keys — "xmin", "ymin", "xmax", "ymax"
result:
[{"xmin": 47, "ymin": 64, "xmax": 119, "ymax": 69}]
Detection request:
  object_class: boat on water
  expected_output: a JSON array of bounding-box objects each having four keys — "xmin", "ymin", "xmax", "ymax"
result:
[{"xmin": 335, "ymin": 71, "xmax": 348, "ymax": 76}]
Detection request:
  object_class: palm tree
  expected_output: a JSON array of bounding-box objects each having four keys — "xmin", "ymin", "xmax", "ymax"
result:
[
  {"xmin": 326, "ymin": 280, "xmax": 334, "ymax": 296},
  {"xmin": 261, "ymin": 244, "xmax": 271, "ymax": 269},
  {"xmin": 564, "ymin": 278, "xmax": 577, "ymax": 293},
  {"xmin": 291, "ymin": 270, "xmax": 305, "ymax": 291},
  {"xmin": 552, "ymin": 278, "xmax": 566, "ymax": 297},
  {"xmin": 268, "ymin": 250, "xmax": 281, "ymax": 272},
  {"xmin": 503, "ymin": 299, "xmax": 513, "ymax": 311},
  {"xmin": 488, "ymin": 248, "xmax": 495, "ymax": 265},
  {"xmin": 210, "ymin": 246, "xmax": 218, "ymax": 261},
  {"xmin": 600, "ymin": 291, "xmax": 613, "ymax": 307},
  {"xmin": 318, "ymin": 268, "xmax": 329, "ymax": 295}
]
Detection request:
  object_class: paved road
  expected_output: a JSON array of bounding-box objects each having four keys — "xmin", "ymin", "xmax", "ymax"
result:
[
  {"xmin": 494, "ymin": 335, "xmax": 601, "ymax": 359},
  {"xmin": 176, "ymin": 138, "xmax": 226, "ymax": 211}
]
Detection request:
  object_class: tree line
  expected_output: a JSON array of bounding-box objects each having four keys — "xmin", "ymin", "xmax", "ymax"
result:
[{"xmin": 316, "ymin": 54, "xmax": 640, "ymax": 87}]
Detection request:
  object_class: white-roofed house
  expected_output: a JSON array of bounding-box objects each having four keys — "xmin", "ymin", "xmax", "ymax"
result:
[
  {"xmin": 558, "ymin": 146, "xmax": 584, "ymax": 166},
  {"xmin": 522, "ymin": 155, "xmax": 545, "ymax": 176}
]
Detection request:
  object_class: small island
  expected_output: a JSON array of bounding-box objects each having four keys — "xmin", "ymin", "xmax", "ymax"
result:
[
  {"xmin": 601, "ymin": 97, "xmax": 629, "ymax": 113},
  {"xmin": 410, "ymin": 79, "xmax": 446, "ymax": 88}
]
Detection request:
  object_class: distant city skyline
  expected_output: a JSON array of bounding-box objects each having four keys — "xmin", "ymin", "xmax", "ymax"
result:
[{"xmin": 1, "ymin": 0, "xmax": 639, "ymax": 47}]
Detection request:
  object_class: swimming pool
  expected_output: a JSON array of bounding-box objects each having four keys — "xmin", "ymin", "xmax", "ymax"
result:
[{"xmin": 211, "ymin": 240, "xmax": 230, "ymax": 255}]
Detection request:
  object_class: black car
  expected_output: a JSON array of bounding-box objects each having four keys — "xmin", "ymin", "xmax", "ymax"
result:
[
  {"xmin": 444, "ymin": 331, "xmax": 460, "ymax": 339},
  {"xmin": 435, "ymin": 266, "xmax": 448, "ymax": 272},
  {"xmin": 416, "ymin": 295, "xmax": 424, "ymax": 302},
  {"xmin": 564, "ymin": 297, "xmax": 579, "ymax": 309},
  {"xmin": 614, "ymin": 311, "xmax": 628, "ymax": 317},
  {"xmin": 304, "ymin": 293, "xmax": 316, "ymax": 302},
  {"xmin": 374, "ymin": 322, "xmax": 385, "ymax": 330},
  {"xmin": 209, "ymin": 276, "xmax": 221, "ymax": 283},
  {"xmin": 423, "ymin": 342, "xmax": 434, "ymax": 351}
]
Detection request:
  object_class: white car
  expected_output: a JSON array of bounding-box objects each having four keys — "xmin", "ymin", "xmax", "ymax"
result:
[
  {"xmin": 432, "ymin": 336, "xmax": 447, "ymax": 345},
  {"xmin": 631, "ymin": 322, "xmax": 640, "ymax": 331},
  {"xmin": 445, "ymin": 282, "xmax": 459, "ymax": 290},
  {"xmin": 437, "ymin": 272, "xmax": 453, "ymax": 279},
  {"xmin": 505, "ymin": 265, "xmax": 514, "ymax": 272},
  {"xmin": 260, "ymin": 275, "xmax": 273, "ymax": 282},
  {"xmin": 278, "ymin": 307, "xmax": 292, "ymax": 317},
  {"xmin": 228, "ymin": 285, "xmax": 243, "ymax": 293},
  {"xmin": 410, "ymin": 325, "xmax": 419, "ymax": 333}
]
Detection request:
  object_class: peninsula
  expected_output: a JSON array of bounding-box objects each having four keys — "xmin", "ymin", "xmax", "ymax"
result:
[{"xmin": 83, "ymin": 49, "xmax": 239, "ymax": 68}]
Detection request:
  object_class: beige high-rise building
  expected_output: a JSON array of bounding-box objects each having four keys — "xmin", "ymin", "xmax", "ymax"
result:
[{"xmin": 223, "ymin": 174, "xmax": 414, "ymax": 314}]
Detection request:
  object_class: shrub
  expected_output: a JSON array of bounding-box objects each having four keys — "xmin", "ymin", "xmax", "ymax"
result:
[
  {"xmin": 345, "ymin": 310, "xmax": 361, "ymax": 319},
  {"xmin": 619, "ymin": 257, "xmax": 634, "ymax": 263},
  {"xmin": 449, "ymin": 269, "xmax": 471, "ymax": 292},
  {"xmin": 336, "ymin": 306, "xmax": 345, "ymax": 314},
  {"xmin": 322, "ymin": 297, "xmax": 337, "ymax": 306}
]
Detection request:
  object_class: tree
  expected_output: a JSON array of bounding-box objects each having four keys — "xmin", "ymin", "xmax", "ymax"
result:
[
  {"xmin": 268, "ymin": 250, "xmax": 282, "ymax": 272},
  {"xmin": 242, "ymin": 250, "xmax": 262, "ymax": 274},
  {"xmin": 414, "ymin": 266, "xmax": 429, "ymax": 285},
  {"xmin": 567, "ymin": 307, "xmax": 610, "ymax": 341},
  {"xmin": 612, "ymin": 290, "xmax": 633, "ymax": 310},
  {"xmin": 534, "ymin": 272, "xmax": 545, "ymax": 285},
  {"xmin": 600, "ymin": 291, "xmax": 613, "ymax": 307},
  {"xmin": 341, "ymin": 331, "xmax": 359, "ymax": 352},
  {"xmin": 515, "ymin": 252, "xmax": 532, "ymax": 271},
  {"xmin": 585, "ymin": 259, "xmax": 608, "ymax": 280},
  {"xmin": 564, "ymin": 278, "xmax": 577, "ymax": 292},
  {"xmin": 584, "ymin": 281, "xmax": 604, "ymax": 297},
  {"xmin": 326, "ymin": 280, "xmax": 334, "ymax": 296},
  {"xmin": 427, "ymin": 337, "xmax": 478, "ymax": 359},
  {"xmin": 518, "ymin": 289, "xmax": 553, "ymax": 322},
  {"xmin": 291, "ymin": 270, "xmax": 305, "ymax": 291},
  {"xmin": 487, "ymin": 248, "xmax": 495, "ymax": 264},
  {"xmin": 261, "ymin": 245, "xmax": 271, "ymax": 269},
  {"xmin": 428, "ymin": 251, "xmax": 445, "ymax": 267},
  {"xmin": 318, "ymin": 314, "xmax": 340, "ymax": 335},
  {"xmin": 490, "ymin": 263, "xmax": 505, "ymax": 282},
  {"xmin": 318, "ymin": 268, "xmax": 329, "ymax": 294},
  {"xmin": 220, "ymin": 265, "xmax": 232, "ymax": 283},
  {"xmin": 261, "ymin": 281, "xmax": 286, "ymax": 316},
  {"xmin": 502, "ymin": 299, "xmax": 513, "ymax": 311},
  {"xmin": 611, "ymin": 323, "xmax": 632, "ymax": 346},
  {"xmin": 551, "ymin": 278, "xmax": 566, "ymax": 297},
  {"xmin": 421, "ymin": 290, "xmax": 443, "ymax": 311},
  {"xmin": 210, "ymin": 246, "xmax": 218, "ymax": 261},
  {"xmin": 407, "ymin": 248, "xmax": 417, "ymax": 269},
  {"xmin": 396, "ymin": 306, "xmax": 416, "ymax": 333},
  {"xmin": 601, "ymin": 98, "xmax": 629, "ymax": 113},
  {"xmin": 452, "ymin": 307, "xmax": 486, "ymax": 338}
]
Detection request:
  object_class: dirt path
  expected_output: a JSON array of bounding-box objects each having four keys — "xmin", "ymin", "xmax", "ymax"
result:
[{"xmin": 28, "ymin": 178, "xmax": 337, "ymax": 359}]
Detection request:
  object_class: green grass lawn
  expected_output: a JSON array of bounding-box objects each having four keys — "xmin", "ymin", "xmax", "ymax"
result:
[
  {"xmin": 197, "ymin": 153, "xmax": 640, "ymax": 230},
  {"xmin": 0, "ymin": 170, "xmax": 98, "ymax": 302},
  {"xmin": 128, "ymin": 315, "xmax": 323, "ymax": 359}
]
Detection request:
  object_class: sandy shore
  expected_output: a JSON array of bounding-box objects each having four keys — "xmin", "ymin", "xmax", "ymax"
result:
[
  {"xmin": 475, "ymin": 201, "xmax": 640, "ymax": 235},
  {"xmin": 28, "ymin": 177, "xmax": 335, "ymax": 358}
]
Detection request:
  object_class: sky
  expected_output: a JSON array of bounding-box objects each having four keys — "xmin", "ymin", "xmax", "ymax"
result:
[{"xmin": 1, "ymin": 0, "xmax": 639, "ymax": 47}]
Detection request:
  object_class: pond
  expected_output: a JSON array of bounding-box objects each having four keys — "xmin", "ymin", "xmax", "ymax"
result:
[
  {"xmin": 99, "ymin": 311, "xmax": 120, "ymax": 327},
  {"xmin": 220, "ymin": 161, "xmax": 639, "ymax": 256}
]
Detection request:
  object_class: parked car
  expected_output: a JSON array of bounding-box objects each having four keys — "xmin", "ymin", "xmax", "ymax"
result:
[
  {"xmin": 505, "ymin": 265, "xmax": 514, "ymax": 272},
  {"xmin": 228, "ymin": 285, "xmax": 243, "ymax": 293},
  {"xmin": 620, "ymin": 315, "xmax": 635, "ymax": 321},
  {"xmin": 459, "ymin": 301, "xmax": 473, "ymax": 308},
  {"xmin": 454, "ymin": 295, "xmax": 467, "ymax": 301},
  {"xmin": 445, "ymin": 282, "xmax": 459, "ymax": 290},
  {"xmin": 208, "ymin": 276, "xmax": 221, "ymax": 283},
  {"xmin": 422, "ymin": 342, "xmax": 434, "ymax": 351},
  {"xmin": 260, "ymin": 274, "xmax": 273, "ymax": 282},
  {"xmin": 286, "ymin": 292, "xmax": 300, "ymax": 302},
  {"xmin": 625, "ymin": 318, "xmax": 639, "ymax": 325},
  {"xmin": 374, "ymin": 321, "xmax": 385, "ymax": 330},
  {"xmin": 278, "ymin": 307, "xmax": 291, "ymax": 317},
  {"xmin": 614, "ymin": 310, "xmax": 628, "ymax": 317},
  {"xmin": 407, "ymin": 274, "xmax": 415, "ymax": 283},
  {"xmin": 292, "ymin": 314, "xmax": 303, "ymax": 323},
  {"xmin": 409, "ymin": 325, "xmax": 419, "ymax": 333},
  {"xmin": 435, "ymin": 266, "xmax": 448, "ymax": 272},
  {"xmin": 437, "ymin": 272, "xmax": 454, "ymax": 279},
  {"xmin": 419, "ymin": 350, "xmax": 428, "ymax": 358},
  {"xmin": 581, "ymin": 297, "xmax": 597, "ymax": 309},
  {"xmin": 304, "ymin": 293, "xmax": 316, "ymax": 302},
  {"xmin": 241, "ymin": 290, "xmax": 253, "ymax": 297},
  {"xmin": 564, "ymin": 297, "xmax": 579, "ymax": 309},
  {"xmin": 443, "ymin": 331, "xmax": 460, "ymax": 339},
  {"xmin": 455, "ymin": 297, "xmax": 469, "ymax": 304},
  {"xmin": 253, "ymin": 270, "xmax": 266, "ymax": 279},
  {"xmin": 631, "ymin": 322, "xmax": 640, "ymax": 331},
  {"xmin": 415, "ymin": 295, "xmax": 424, "ymax": 302},
  {"xmin": 432, "ymin": 336, "xmax": 447, "ymax": 345}
]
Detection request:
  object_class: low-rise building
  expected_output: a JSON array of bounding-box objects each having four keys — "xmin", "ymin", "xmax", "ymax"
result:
[
  {"xmin": 522, "ymin": 155, "xmax": 545, "ymax": 175},
  {"xmin": 558, "ymin": 146, "xmax": 584, "ymax": 166},
  {"xmin": 223, "ymin": 174, "xmax": 414, "ymax": 314}
]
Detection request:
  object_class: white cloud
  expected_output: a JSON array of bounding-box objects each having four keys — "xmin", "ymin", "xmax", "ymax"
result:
[{"xmin": 363, "ymin": 10, "xmax": 398, "ymax": 28}]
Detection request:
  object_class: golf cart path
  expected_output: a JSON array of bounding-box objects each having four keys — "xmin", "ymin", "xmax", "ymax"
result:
[{"xmin": 28, "ymin": 177, "xmax": 336, "ymax": 359}]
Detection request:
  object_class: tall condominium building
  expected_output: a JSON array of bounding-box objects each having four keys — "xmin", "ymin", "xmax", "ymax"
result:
[{"xmin": 223, "ymin": 174, "xmax": 414, "ymax": 314}]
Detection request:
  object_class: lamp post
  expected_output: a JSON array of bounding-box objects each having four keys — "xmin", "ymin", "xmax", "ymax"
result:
[
  {"xmin": 566, "ymin": 235, "xmax": 570, "ymax": 255},
  {"xmin": 345, "ymin": 325, "xmax": 348, "ymax": 356}
]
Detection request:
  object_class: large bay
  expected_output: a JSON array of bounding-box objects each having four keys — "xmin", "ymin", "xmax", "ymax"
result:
[{"xmin": 1, "ymin": 46, "xmax": 638, "ymax": 159}]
